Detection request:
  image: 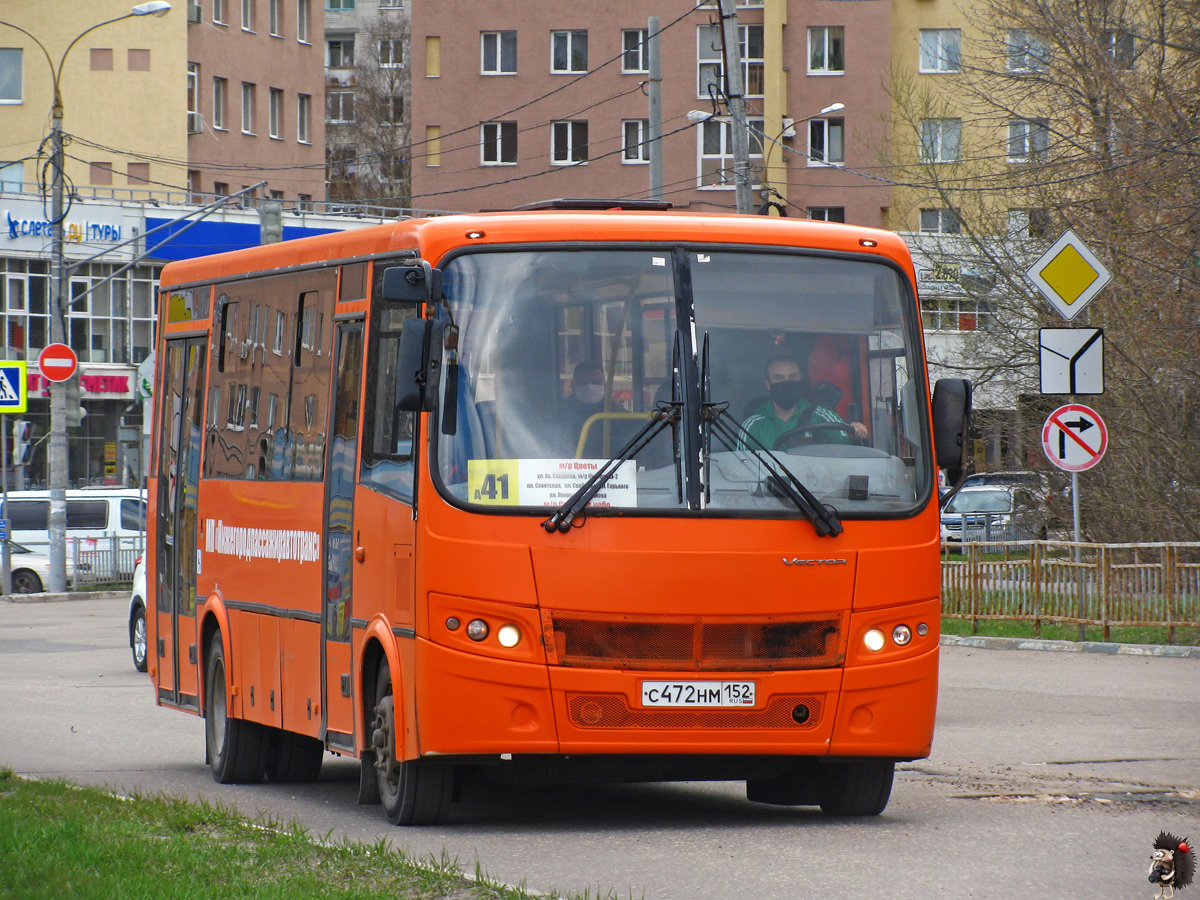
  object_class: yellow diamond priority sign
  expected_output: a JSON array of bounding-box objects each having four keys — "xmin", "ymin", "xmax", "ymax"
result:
[{"xmin": 1027, "ymin": 229, "xmax": 1112, "ymax": 321}]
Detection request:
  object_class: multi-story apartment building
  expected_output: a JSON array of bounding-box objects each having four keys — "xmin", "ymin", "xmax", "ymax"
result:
[
  {"xmin": 323, "ymin": 0, "xmax": 409, "ymax": 207},
  {"xmin": 186, "ymin": 0, "xmax": 326, "ymax": 204},
  {"xmin": 408, "ymin": 0, "xmax": 893, "ymax": 221}
]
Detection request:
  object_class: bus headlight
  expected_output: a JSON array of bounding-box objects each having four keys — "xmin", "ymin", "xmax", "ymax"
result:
[
  {"xmin": 466, "ymin": 619, "xmax": 489, "ymax": 642},
  {"xmin": 863, "ymin": 629, "xmax": 886, "ymax": 652},
  {"xmin": 497, "ymin": 625, "xmax": 521, "ymax": 648}
]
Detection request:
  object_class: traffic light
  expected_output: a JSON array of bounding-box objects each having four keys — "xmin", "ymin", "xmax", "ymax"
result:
[
  {"xmin": 63, "ymin": 378, "xmax": 86, "ymax": 428},
  {"xmin": 11, "ymin": 418, "xmax": 30, "ymax": 465},
  {"xmin": 259, "ymin": 199, "xmax": 283, "ymax": 244}
]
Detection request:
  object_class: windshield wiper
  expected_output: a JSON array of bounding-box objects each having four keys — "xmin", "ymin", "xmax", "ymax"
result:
[
  {"xmin": 702, "ymin": 402, "xmax": 844, "ymax": 538},
  {"xmin": 542, "ymin": 401, "xmax": 682, "ymax": 533}
]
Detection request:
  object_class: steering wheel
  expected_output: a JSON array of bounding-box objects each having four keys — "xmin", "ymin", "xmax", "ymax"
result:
[{"xmin": 773, "ymin": 422, "xmax": 857, "ymax": 450}]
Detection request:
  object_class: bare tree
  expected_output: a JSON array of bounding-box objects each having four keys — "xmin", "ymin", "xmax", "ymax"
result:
[
  {"xmin": 326, "ymin": 13, "xmax": 411, "ymax": 210},
  {"xmin": 886, "ymin": 0, "xmax": 1200, "ymax": 540}
]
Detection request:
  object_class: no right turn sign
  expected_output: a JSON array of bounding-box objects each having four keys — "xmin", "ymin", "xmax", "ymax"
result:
[{"xmin": 1042, "ymin": 403, "xmax": 1107, "ymax": 472}]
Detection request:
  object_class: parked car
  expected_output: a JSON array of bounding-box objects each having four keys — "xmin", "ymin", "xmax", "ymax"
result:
[
  {"xmin": 129, "ymin": 556, "xmax": 147, "ymax": 672},
  {"xmin": 960, "ymin": 470, "xmax": 1068, "ymax": 528},
  {"xmin": 5, "ymin": 541, "xmax": 80, "ymax": 593},
  {"xmin": 940, "ymin": 485, "xmax": 1049, "ymax": 547}
]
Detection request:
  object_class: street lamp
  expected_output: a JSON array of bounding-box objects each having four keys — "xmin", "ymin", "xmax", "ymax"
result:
[
  {"xmin": 759, "ymin": 102, "xmax": 846, "ymax": 215},
  {"xmin": 0, "ymin": 2, "xmax": 172, "ymax": 592}
]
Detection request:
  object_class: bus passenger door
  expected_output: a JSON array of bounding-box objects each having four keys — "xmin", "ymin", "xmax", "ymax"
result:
[
  {"xmin": 321, "ymin": 323, "xmax": 363, "ymax": 749},
  {"xmin": 154, "ymin": 339, "xmax": 206, "ymax": 710}
]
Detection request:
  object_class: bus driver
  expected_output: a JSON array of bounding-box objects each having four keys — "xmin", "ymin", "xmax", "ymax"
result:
[{"xmin": 740, "ymin": 354, "xmax": 868, "ymax": 449}]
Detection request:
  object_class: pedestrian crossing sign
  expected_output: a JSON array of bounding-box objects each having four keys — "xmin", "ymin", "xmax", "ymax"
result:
[{"xmin": 0, "ymin": 361, "xmax": 28, "ymax": 413}]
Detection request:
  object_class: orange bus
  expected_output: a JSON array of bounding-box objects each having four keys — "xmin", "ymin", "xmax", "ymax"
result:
[{"xmin": 147, "ymin": 201, "xmax": 970, "ymax": 824}]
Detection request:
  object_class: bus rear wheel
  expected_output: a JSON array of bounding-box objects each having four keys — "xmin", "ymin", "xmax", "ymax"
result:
[
  {"xmin": 265, "ymin": 730, "xmax": 324, "ymax": 783},
  {"xmin": 205, "ymin": 632, "xmax": 267, "ymax": 784},
  {"xmin": 813, "ymin": 759, "xmax": 895, "ymax": 816},
  {"xmin": 371, "ymin": 664, "xmax": 454, "ymax": 825}
]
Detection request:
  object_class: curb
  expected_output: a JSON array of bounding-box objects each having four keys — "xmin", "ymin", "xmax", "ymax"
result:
[
  {"xmin": 941, "ymin": 634, "xmax": 1200, "ymax": 659},
  {"xmin": 2, "ymin": 590, "xmax": 128, "ymax": 604}
]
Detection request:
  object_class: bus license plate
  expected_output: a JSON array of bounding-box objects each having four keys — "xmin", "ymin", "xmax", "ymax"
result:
[{"xmin": 640, "ymin": 681, "xmax": 756, "ymax": 707}]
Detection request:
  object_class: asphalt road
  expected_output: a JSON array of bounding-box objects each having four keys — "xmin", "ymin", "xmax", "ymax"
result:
[{"xmin": 2, "ymin": 596, "xmax": 1198, "ymax": 899}]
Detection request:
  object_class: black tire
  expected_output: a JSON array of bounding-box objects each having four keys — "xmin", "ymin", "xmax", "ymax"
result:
[
  {"xmin": 372, "ymin": 664, "xmax": 454, "ymax": 825},
  {"xmin": 813, "ymin": 759, "xmax": 895, "ymax": 816},
  {"xmin": 11, "ymin": 569, "xmax": 43, "ymax": 594},
  {"xmin": 265, "ymin": 730, "xmax": 324, "ymax": 783},
  {"xmin": 130, "ymin": 602, "xmax": 148, "ymax": 673},
  {"xmin": 204, "ymin": 632, "xmax": 267, "ymax": 784}
]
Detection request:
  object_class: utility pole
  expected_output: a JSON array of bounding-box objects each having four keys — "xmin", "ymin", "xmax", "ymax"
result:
[
  {"xmin": 647, "ymin": 17, "xmax": 663, "ymax": 201},
  {"xmin": 48, "ymin": 87, "xmax": 68, "ymax": 593},
  {"xmin": 718, "ymin": 0, "xmax": 753, "ymax": 214}
]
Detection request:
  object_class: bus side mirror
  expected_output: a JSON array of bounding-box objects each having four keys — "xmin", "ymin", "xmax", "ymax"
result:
[
  {"xmin": 395, "ymin": 319, "xmax": 443, "ymax": 412},
  {"xmin": 932, "ymin": 378, "xmax": 972, "ymax": 488},
  {"xmin": 382, "ymin": 262, "xmax": 442, "ymax": 303}
]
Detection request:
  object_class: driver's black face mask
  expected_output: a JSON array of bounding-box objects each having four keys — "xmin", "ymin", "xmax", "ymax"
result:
[{"xmin": 768, "ymin": 379, "xmax": 805, "ymax": 410}]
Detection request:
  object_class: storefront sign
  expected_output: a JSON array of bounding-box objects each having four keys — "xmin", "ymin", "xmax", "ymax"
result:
[
  {"xmin": 1, "ymin": 197, "xmax": 131, "ymax": 259},
  {"xmin": 26, "ymin": 367, "xmax": 136, "ymax": 399}
]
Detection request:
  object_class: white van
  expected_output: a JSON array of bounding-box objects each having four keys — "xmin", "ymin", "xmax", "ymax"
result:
[{"xmin": 3, "ymin": 488, "xmax": 146, "ymax": 578}]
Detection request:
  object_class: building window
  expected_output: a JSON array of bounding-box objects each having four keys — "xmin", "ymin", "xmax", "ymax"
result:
[
  {"xmin": 90, "ymin": 49, "xmax": 114, "ymax": 71},
  {"xmin": 921, "ymin": 294, "xmax": 991, "ymax": 332},
  {"xmin": 213, "ymin": 77, "xmax": 227, "ymax": 130},
  {"xmin": 90, "ymin": 162, "xmax": 114, "ymax": 186},
  {"xmin": 697, "ymin": 25, "xmax": 763, "ymax": 98},
  {"xmin": 426, "ymin": 36, "xmax": 441, "ymax": 76},
  {"xmin": 1007, "ymin": 29, "xmax": 1049, "ymax": 72},
  {"xmin": 808, "ymin": 207, "xmax": 845, "ymax": 222},
  {"xmin": 269, "ymin": 88, "xmax": 283, "ymax": 138},
  {"xmin": 297, "ymin": 93, "xmax": 310, "ymax": 142},
  {"xmin": 241, "ymin": 0, "xmax": 255, "ymax": 31},
  {"xmin": 298, "ymin": 193, "xmax": 312, "ymax": 210},
  {"xmin": 919, "ymin": 29, "xmax": 960, "ymax": 73},
  {"xmin": 326, "ymin": 90, "xmax": 354, "ymax": 124},
  {"xmin": 919, "ymin": 208, "xmax": 961, "ymax": 234},
  {"xmin": 268, "ymin": 0, "xmax": 281, "ymax": 35},
  {"xmin": 1102, "ymin": 30, "xmax": 1135, "ymax": 68},
  {"xmin": 622, "ymin": 119, "xmax": 650, "ymax": 163},
  {"xmin": 481, "ymin": 121, "xmax": 517, "ymax": 164},
  {"xmin": 296, "ymin": 0, "xmax": 309, "ymax": 42},
  {"xmin": 379, "ymin": 39, "xmax": 402, "ymax": 68},
  {"xmin": 622, "ymin": 28, "xmax": 648, "ymax": 73},
  {"xmin": 127, "ymin": 163, "xmax": 150, "ymax": 185},
  {"xmin": 0, "ymin": 49, "xmax": 22, "ymax": 104},
  {"xmin": 426, "ymin": 125, "xmax": 441, "ymax": 165},
  {"xmin": 214, "ymin": 181, "xmax": 229, "ymax": 197},
  {"xmin": 808, "ymin": 117, "xmax": 845, "ymax": 166},
  {"xmin": 187, "ymin": 63, "xmax": 199, "ymax": 113},
  {"xmin": 551, "ymin": 30, "xmax": 588, "ymax": 74},
  {"xmin": 551, "ymin": 120, "xmax": 588, "ymax": 164},
  {"xmin": 128, "ymin": 49, "xmax": 150, "ymax": 71},
  {"xmin": 213, "ymin": 0, "xmax": 226, "ymax": 24},
  {"xmin": 1008, "ymin": 208, "xmax": 1048, "ymax": 238},
  {"xmin": 698, "ymin": 116, "xmax": 764, "ymax": 187},
  {"xmin": 242, "ymin": 82, "xmax": 256, "ymax": 133},
  {"xmin": 384, "ymin": 95, "xmax": 403, "ymax": 125},
  {"xmin": 328, "ymin": 37, "xmax": 353, "ymax": 67},
  {"xmin": 379, "ymin": 0, "xmax": 403, "ymax": 7},
  {"xmin": 0, "ymin": 161, "xmax": 23, "ymax": 191},
  {"xmin": 481, "ymin": 31, "xmax": 516, "ymax": 75},
  {"xmin": 920, "ymin": 118, "xmax": 961, "ymax": 163},
  {"xmin": 1008, "ymin": 118, "xmax": 1049, "ymax": 162},
  {"xmin": 808, "ymin": 26, "xmax": 844, "ymax": 75},
  {"xmin": 326, "ymin": 0, "xmax": 354, "ymax": 9}
]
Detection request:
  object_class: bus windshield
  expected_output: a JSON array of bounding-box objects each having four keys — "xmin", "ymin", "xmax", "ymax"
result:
[{"xmin": 434, "ymin": 247, "xmax": 931, "ymax": 517}]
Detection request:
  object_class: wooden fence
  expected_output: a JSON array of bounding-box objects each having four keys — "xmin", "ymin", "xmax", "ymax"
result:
[{"xmin": 941, "ymin": 541, "xmax": 1200, "ymax": 643}]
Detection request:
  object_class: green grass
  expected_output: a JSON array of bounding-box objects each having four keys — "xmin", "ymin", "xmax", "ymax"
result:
[
  {"xmin": 0, "ymin": 768, "xmax": 625, "ymax": 900},
  {"xmin": 941, "ymin": 617, "xmax": 1200, "ymax": 646}
]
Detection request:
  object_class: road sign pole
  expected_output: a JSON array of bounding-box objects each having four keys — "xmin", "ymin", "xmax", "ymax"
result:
[
  {"xmin": 1073, "ymin": 470, "xmax": 1084, "ymax": 640},
  {"xmin": 2, "ymin": 414, "xmax": 10, "ymax": 595}
]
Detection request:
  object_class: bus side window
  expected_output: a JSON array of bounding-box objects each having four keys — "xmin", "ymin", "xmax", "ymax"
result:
[{"xmin": 360, "ymin": 292, "xmax": 417, "ymax": 502}]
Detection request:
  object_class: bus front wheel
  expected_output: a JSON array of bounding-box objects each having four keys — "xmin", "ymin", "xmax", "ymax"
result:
[
  {"xmin": 371, "ymin": 664, "xmax": 454, "ymax": 825},
  {"xmin": 813, "ymin": 759, "xmax": 894, "ymax": 816},
  {"xmin": 204, "ymin": 632, "xmax": 267, "ymax": 784}
]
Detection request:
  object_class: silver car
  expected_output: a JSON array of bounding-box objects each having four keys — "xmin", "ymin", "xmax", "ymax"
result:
[{"xmin": 940, "ymin": 485, "xmax": 1049, "ymax": 546}]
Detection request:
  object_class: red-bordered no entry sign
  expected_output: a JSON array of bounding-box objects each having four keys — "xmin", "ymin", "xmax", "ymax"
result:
[
  {"xmin": 1042, "ymin": 403, "xmax": 1107, "ymax": 472},
  {"xmin": 38, "ymin": 343, "xmax": 78, "ymax": 383}
]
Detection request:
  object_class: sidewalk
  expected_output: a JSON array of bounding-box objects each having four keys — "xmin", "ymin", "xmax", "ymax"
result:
[
  {"xmin": 1, "ymin": 590, "xmax": 128, "ymax": 604},
  {"xmin": 941, "ymin": 633, "xmax": 1200, "ymax": 659}
]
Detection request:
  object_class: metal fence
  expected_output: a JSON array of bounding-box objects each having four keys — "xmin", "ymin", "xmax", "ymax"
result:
[
  {"xmin": 15, "ymin": 535, "xmax": 144, "ymax": 589},
  {"xmin": 942, "ymin": 541, "xmax": 1200, "ymax": 642}
]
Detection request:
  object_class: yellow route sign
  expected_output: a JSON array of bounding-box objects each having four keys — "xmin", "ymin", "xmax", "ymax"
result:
[{"xmin": 1026, "ymin": 229, "xmax": 1112, "ymax": 321}]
